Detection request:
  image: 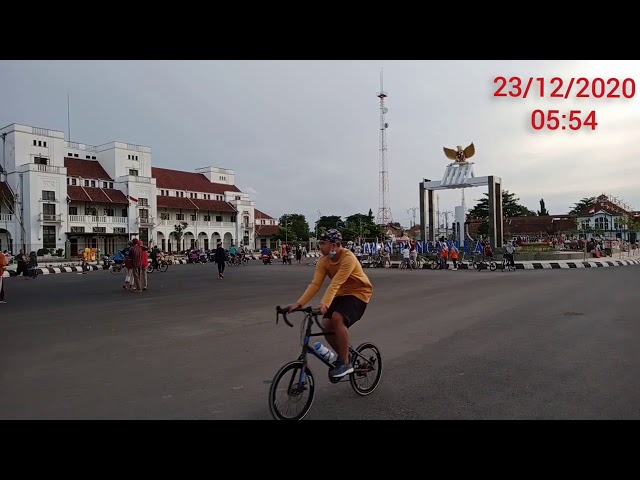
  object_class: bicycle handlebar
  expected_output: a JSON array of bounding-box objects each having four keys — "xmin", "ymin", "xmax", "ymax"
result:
[{"xmin": 275, "ymin": 305, "xmax": 323, "ymax": 328}]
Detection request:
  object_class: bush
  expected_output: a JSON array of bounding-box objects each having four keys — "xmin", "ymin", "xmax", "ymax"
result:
[
  {"xmin": 37, "ymin": 248, "xmax": 48, "ymax": 256},
  {"xmin": 56, "ymin": 248, "xmax": 64, "ymax": 257}
]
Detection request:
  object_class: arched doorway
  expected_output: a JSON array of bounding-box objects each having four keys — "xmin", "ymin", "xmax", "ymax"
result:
[
  {"xmin": 223, "ymin": 232, "xmax": 233, "ymax": 249},
  {"xmin": 212, "ymin": 232, "xmax": 221, "ymax": 248},
  {"xmin": 157, "ymin": 232, "xmax": 166, "ymax": 252},
  {"xmin": 197, "ymin": 232, "xmax": 209, "ymax": 250},
  {"xmin": 0, "ymin": 228, "xmax": 13, "ymax": 253}
]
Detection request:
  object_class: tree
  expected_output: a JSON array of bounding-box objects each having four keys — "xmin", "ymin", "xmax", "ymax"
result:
[
  {"xmin": 171, "ymin": 221, "xmax": 188, "ymax": 252},
  {"xmin": 538, "ymin": 198, "xmax": 549, "ymax": 216},
  {"xmin": 568, "ymin": 197, "xmax": 596, "ymax": 215},
  {"xmin": 275, "ymin": 213, "xmax": 310, "ymax": 243},
  {"xmin": 316, "ymin": 215, "xmax": 343, "ymax": 233},
  {"xmin": 468, "ymin": 190, "xmax": 537, "ymax": 219}
]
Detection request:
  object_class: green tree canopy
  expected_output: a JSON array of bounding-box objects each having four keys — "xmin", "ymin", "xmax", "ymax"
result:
[
  {"xmin": 538, "ymin": 198, "xmax": 549, "ymax": 216},
  {"xmin": 275, "ymin": 214, "xmax": 310, "ymax": 243},
  {"xmin": 568, "ymin": 197, "xmax": 596, "ymax": 215},
  {"xmin": 468, "ymin": 190, "xmax": 537, "ymax": 219}
]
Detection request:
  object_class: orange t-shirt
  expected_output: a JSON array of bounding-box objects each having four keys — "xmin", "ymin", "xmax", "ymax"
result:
[{"xmin": 0, "ymin": 252, "xmax": 7, "ymax": 275}]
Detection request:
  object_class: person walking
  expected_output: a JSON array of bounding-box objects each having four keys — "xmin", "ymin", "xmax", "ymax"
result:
[{"xmin": 214, "ymin": 241, "xmax": 226, "ymax": 279}]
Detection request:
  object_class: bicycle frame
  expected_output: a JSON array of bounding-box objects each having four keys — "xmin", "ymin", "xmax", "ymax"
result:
[{"xmin": 276, "ymin": 306, "xmax": 367, "ymax": 385}]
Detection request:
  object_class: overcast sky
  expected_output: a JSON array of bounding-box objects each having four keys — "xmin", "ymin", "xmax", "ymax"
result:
[{"xmin": 1, "ymin": 60, "xmax": 638, "ymax": 227}]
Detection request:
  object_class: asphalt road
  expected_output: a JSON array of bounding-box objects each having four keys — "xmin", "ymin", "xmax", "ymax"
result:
[{"xmin": 1, "ymin": 259, "xmax": 639, "ymax": 420}]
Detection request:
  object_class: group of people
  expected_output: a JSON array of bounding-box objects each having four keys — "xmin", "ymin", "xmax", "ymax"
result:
[{"xmin": 113, "ymin": 239, "xmax": 151, "ymax": 292}]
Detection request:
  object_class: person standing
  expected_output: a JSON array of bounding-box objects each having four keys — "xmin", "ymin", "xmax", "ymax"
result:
[
  {"xmin": 128, "ymin": 239, "xmax": 144, "ymax": 293},
  {"xmin": 214, "ymin": 242, "xmax": 226, "ymax": 279},
  {"xmin": 0, "ymin": 250, "xmax": 8, "ymax": 303}
]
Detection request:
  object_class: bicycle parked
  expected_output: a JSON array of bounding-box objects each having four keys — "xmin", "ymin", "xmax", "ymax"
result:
[{"xmin": 269, "ymin": 305, "xmax": 383, "ymax": 421}]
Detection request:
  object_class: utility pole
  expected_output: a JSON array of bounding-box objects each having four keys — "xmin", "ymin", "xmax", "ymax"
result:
[
  {"xmin": 441, "ymin": 211, "xmax": 453, "ymax": 238},
  {"xmin": 406, "ymin": 207, "xmax": 419, "ymax": 228}
]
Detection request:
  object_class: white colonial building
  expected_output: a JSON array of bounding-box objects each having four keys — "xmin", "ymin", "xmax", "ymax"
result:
[
  {"xmin": 574, "ymin": 194, "xmax": 640, "ymax": 241},
  {"xmin": 0, "ymin": 122, "xmax": 279, "ymax": 256}
]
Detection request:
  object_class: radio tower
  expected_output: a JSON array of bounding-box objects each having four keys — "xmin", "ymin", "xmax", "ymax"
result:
[{"xmin": 377, "ymin": 68, "xmax": 393, "ymax": 226}]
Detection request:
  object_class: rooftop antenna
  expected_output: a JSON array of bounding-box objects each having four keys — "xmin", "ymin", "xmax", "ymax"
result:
[{"xmin": 377, "ymin": 68, "xmax": 393, "ymax": 225}]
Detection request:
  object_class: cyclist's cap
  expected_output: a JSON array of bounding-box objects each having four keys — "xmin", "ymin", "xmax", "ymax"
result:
[{"xmin": 320, "ymin": 229, "xmax": 342, "ymax": 244}]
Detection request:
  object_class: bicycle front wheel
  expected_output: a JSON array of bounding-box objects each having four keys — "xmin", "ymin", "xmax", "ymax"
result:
[
  {"xmin": 159, "ymin": 262, "xmax": 169, "ymax": 272},
  {"xmin": 350, "ymin": 342, "xmax": 383, "ymax": 396},
  {"xmin": 269, "ymin": 361, "xmax": 315, "ymax": 421}
]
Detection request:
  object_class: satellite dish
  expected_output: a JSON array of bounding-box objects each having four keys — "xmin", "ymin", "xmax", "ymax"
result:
[{"xmin": 382, "ymin": 107, "xmax": 388, "ymax": 114}]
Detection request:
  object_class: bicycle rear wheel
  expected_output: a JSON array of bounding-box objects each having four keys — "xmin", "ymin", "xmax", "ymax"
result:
[
  {"xmin": 159, "ymin": 262, "xmax": 169, "ymax": 272},
  {"xmin": 350, "ymin": 342, "xmax": 383, "ymax": 396},
  {"xmin": 269, "ymin": 361, "xmax": 315, "ymax": 420}
]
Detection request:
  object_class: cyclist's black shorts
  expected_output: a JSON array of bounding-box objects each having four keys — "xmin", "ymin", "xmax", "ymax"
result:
[{"xmin": 324, "ymin": 295, "xmax": 368, "ymax": 328}]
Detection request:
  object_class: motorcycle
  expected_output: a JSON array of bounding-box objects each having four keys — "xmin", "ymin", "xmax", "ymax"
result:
[{"xmin": 262, "ymin": 253, "xmax": 272, "ymax": 265}]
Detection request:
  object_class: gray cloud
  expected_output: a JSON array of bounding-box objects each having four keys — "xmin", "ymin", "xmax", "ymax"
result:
[{"xmin": 1, "ymin": 60, "xmax": 638, "ymax": 227}]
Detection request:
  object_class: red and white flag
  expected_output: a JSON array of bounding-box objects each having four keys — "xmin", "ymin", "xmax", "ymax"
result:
[{"xmin": 128, "ymin": 195, "xmax": 138, "ymax": 203}]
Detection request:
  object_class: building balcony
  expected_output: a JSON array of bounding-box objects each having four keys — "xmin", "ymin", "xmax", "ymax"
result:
[
  {"xmin": 39, "ymin": 213, "xmax": 63, "ymax": 223},
  {"xmin": 20, "ymin": 163, "xmax": 67, "ymax": 175},
  {"xmin": 157, "ymin": 219, "xmax": 236, "ymax": 229},
  {"xmin": 69, "ymin": 215, "xmax": 128, "ymax": 224},
  {"xmin": 119, "ymin": 174, "xmax": 156, "ymax": 185},
  {"xmin": 0, "ymin": 213, "xmax": 14, "ymax": 222},
  {"xmin": 137, "ymin": 216, "xmax": 155, "ymax": 226}
]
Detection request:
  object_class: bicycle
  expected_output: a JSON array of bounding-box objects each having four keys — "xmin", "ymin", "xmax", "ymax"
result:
[
  {"xmin": 146, "ymin": 259, "xmax": 169, "ymax": 273},
  {"xmin": 269, "ymin": 305, "xmax": 383, "ymax": 421},
  {"xmin": 501, "ymin": 254, "xmax": 516, "ymax": 272}
]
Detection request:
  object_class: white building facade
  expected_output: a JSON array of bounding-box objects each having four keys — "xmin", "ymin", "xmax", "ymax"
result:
[{"xmin": 0, "ymin": 123, "xmax": 261, "ymax": 255}]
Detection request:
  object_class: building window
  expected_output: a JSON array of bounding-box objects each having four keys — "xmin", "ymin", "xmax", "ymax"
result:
[
  {"xmin": 139, "ymin": 198, "xmax": 148, "ymax": 207},
  {"xmin": 34, "ymin": 156, "xmax": 48, "ymax": 165},
  {"xmin": 42, "ymin": 190, "xmax": 56, "ymax": 201},
  {"xmin": 74, "ymin": 154, "xmax": 79, "ymax": 157},
  {"xmin": 594, "ymin": 217, "xmax": 609, "ymax": 231},
  {"xmin": 86, "ymin": 207, "xmax": 97, "ymax": 216},
  {"xmin": 129, "ymin": 169, "xmax": 139, "ymax": 176},
  {"xmin": 135, "ymin": 155, "xmax": 138, "ymax": 161},
  {"xmin": 160, "ymin": 212, "xmax": 169, "ymax": 220},
  {"xmin": 43, "ymin": 226, "xmax": 56, "ymax": 249},
  {"xmin": 68, "ymin": 152, "xmax": 73, "ymax": 156},
  {"xmin": 92, "ymin": 156, "xmax": 96, "ymax": 160},
  {"xmin": 69, "ymin": 206, "xmax": 78, "ymax": 215},
  {"xmin": 33, "ymin": 140, "xmax": 37, "ymax": 146},
  {"xmin": 139, "ymin": 209, "xmax": 149, "ymax": 220},
  {"xmin": 114, "ymin": 227, "xmax": 126, "ymax": 234},
  {"xmin": 72, "ymin": 179, "xmax": 77, "ymax": 186},
  {"xmin": 90, "ymin": 181, "xmax": 96, "ymax": 187},
  {"xmin": 103, "ymin": 182, "xmax": 108, "ymax": 188},
  {"xmin": 203, "ymin": 215, "xmax": 211, "ymax": 221},
  {"xmin": 93, "ymin": 227, "xmax": 106, "ymax": 233},
  {"xmin": 105, "ymin": 208, "xmax": 114, "ymax": 216},
  {"xmin": 84, "ymin": 180, "xmax": 89, "ymax": 187},
  {"xmin": 121, "ymin": 208, "xmax": 127, "ymax": 217},
  {"xmin": 190, "ymin": 214, "xmax": 197, "ymax": 221},
  {"xmin": 176, "ymin": 213, "xmax": 184, "ymax": 221},
  {"xmin": 230, "ymin": 216, "xmax": 236, "ymax": 222},
  {"xmin": 109, "ymin": 182, "xmax": 113, "ymax": 189},
  {"xmin": 87, "ymin": 155, "xmax": 92, "ymax": 159},
  {"xmin": 235, "ymin": 196, "xmax": 241, "ymax": 200},
  {"xmin": 67, "ymin": 178, "xmax": 70, "ymax": 185},
  {"xmin": 43, "ymin": 141, "xmax": 47, "ymax": 147},
  {"xmin": 216, "ymin": 216, "xmax": 222, "ymax": 222},
  {"xmin": 70, "ymin": 226, "xmax": 85, "ymax": 233}
]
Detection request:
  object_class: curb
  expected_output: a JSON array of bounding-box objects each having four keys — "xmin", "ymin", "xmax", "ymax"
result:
[
  {"xmin": 2, "ymin": 259, "xmax": 195, "ymax": 278},
  {"xmin": 405, "ymin": 259, "xmax": 640, "ymax": 270}
]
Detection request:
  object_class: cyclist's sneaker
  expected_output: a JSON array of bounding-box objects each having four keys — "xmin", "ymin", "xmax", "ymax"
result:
[{"xmin": 330, "ymin": 358, "xmax": 354, "ymax": 378}]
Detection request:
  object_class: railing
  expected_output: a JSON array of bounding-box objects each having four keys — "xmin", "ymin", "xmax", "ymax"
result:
[
  {"xmin": 0, "ymin": 213, "xmax": 13, "ymax": 221},
  {"xmin": 137, "ymin": 216, "xmax": 155, "ymax": 225},
  {"xmin": 68, "ymin": 215, "xmax": 128, "ymax": 224},
  {"xmin": 22, "ymin": 163, "xmax": 65, "ymax": 174},
  {"xmin": 120, "ymin": 174, "xmax": 154, "ymax": 184},
  {"xmin": 157, "ymin": 220, "xmax": 236, "ymax": 228},
  {"xmin": 39, "ymin": 213, "xmax": 63, "ymax": 222}
]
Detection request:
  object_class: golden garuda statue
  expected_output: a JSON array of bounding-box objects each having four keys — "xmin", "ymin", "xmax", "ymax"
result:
[{"xmin": 443, "ymin": 142, "xmax": 475, "ymax": 163}]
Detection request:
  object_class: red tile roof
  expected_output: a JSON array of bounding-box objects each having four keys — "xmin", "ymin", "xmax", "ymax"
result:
[
  {"xmin": 67, "ymin": 185, "xmax": 129, "ymax": 204},
  {"xmin": 64, "ymin": 157, "xmax": 112, "ymax": 180},
  {"xmin": 576, "ymin": 201, "xmax": 627, "ymax": 216},
  {"xmin": 190, "ymin": 198, "xmax": 237, "ymax": 213},
  {"xmin": 255, "ymin": 225, "xmax": 280, "ymax": 236},
  {"xmin": 466, "ymin": 216, "xmax": 577, "ymax": 236},
  {"xmin": 152, "ymin": 167, "xmax": 241, "ymax": 195},
  {"xmin": 254, "ymin": 208, "xmax": 275, "ymax": 220},
  {"xmin": 157, "ymin": 196, "xmax": 199, "ymax": 210}
]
